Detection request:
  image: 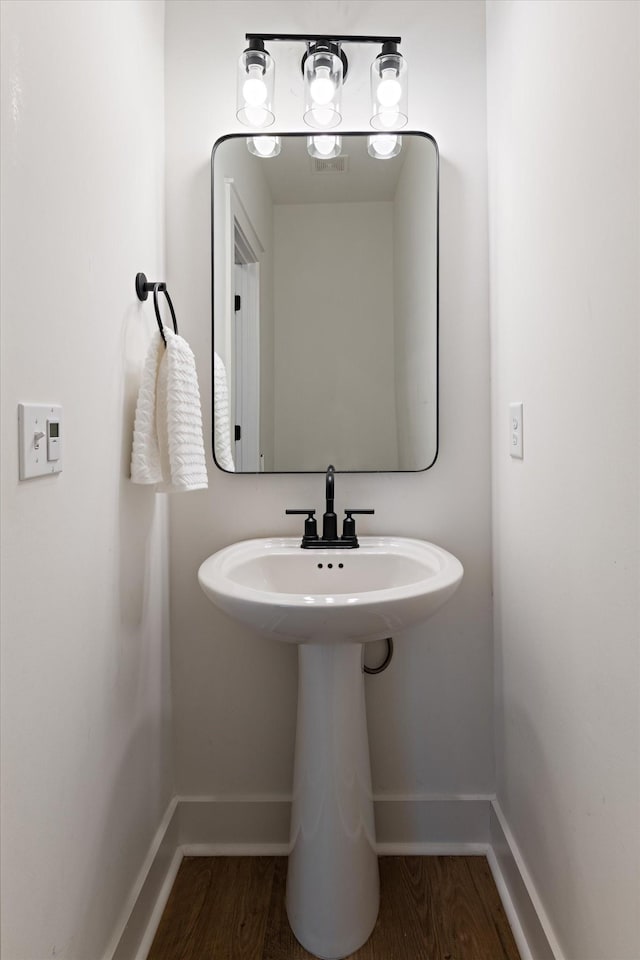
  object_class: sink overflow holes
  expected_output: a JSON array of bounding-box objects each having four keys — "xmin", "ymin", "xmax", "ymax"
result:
[{"xmin": 317, "ymin": 563, "xmax": 345, "ymax": 569}]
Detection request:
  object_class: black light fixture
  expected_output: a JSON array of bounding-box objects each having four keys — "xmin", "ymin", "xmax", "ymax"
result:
[{"xmin": 236, "ymin": 34, "xmax": 408, "ymax": 153}]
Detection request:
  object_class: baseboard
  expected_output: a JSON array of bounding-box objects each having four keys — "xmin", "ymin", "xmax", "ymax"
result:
[
  {"xmin": 374, "ymin": 794, "xmax": 493, "ymax": 848},
  {"xmin": 107, "ymin": 797, "xmax": 180, "ymax": 960},
  {"xmin": 176, "ymin": 794, "xmax": 292, "ymax": 848},
  {"xmin": 110, "ymin": 795, "xmax": 557, "ymax": 960},
  {"xmin": 489, "ymin": 802, "xmax": 562, "ymax": 960}
]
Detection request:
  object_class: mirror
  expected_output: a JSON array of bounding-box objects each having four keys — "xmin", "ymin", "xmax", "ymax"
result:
[{"xmin": 212, "ymin": 132, "xmax": 438, "ymax": 473}]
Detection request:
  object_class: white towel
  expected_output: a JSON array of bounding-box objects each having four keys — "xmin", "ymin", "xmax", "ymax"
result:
[
  {"xmin": 213, "ymin": 352, "xmax": 235, "ymax": 472},
  {"xmin": 130, "ymin": 332, "xmax": 164, "ymax": 484},
  {"xmin": 131, "ymin": 330, "xmax": 208, "ymax": 492}
]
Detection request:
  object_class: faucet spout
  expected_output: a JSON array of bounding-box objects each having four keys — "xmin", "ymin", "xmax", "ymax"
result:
[
  {"xmin": 325, "ymin": 464, "xmax": 335, "ymax": 512},
  {"xmin": 323, "ymin": 464, "xmax": 337, "ymax": 540}
]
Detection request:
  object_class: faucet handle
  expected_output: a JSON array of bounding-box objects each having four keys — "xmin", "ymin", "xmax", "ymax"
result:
[
  {"xmin": 286, "ymin": 509, "xmax": 318, "ymax": 544},
  {"xmin": 342, "ymin": 509, "xmax": 374, "ymax": 543}
]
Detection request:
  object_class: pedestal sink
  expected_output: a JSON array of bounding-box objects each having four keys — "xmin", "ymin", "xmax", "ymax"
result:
[{"xmin": 198, "ymin": 536, "xmax": 463, "ymax": 959}]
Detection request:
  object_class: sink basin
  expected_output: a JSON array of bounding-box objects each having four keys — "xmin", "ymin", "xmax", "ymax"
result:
[
  {"xmin": 198, "ymin": 536, "xmax": 463, "ymax": 644},
  {"xmin": 198, "ymin": 535, "xmax": 463, "ymax": 959}
]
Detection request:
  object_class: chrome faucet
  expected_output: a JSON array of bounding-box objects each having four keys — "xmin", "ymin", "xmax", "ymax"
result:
[{"xmin": 286, "ymin": 464, "xmax": 374, "ymax": 549}]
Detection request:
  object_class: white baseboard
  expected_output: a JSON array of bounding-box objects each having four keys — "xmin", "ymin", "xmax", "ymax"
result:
[
  {"xmin": 130, "ymin": 848, "xmax": 183, "ymax": 960},
  {"xmin": 107, "ymin": 798, "xmax": 180, "ymax": 960},
  {"xmin": 110, "ymin": 794, "xmax": 558, "ymax": 960},
  {"xmin": 489, "ymin": 802, "xmax": 563, "ymax": 960},
  {"xmin": 374, "ymin": 794, "xmax": 492, "ymax": 847}
]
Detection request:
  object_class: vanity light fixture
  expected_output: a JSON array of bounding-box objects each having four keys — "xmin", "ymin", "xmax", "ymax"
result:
[
  {"xmin": 236, "ymin": 34, "xmax": 407, "ymax": 135},
  {"xmin": 247, "ymin": 135, "xmax": 281, "ymax": 158},
  {"xmin": 307, "ymin": 134, "xmax": 342, "ymax": 160}
]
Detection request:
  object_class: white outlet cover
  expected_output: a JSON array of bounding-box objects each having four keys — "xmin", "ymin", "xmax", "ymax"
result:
[
  {"xmin": 509, "ymin": 401, "xmax": 523, "ymax": 459},
  {"xmin": 18, "ymin": 403, "xmax": 63, "ymax": 480}
]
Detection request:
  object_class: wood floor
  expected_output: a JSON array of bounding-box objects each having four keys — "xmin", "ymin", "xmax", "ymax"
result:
[{"xmin": 148, "ymin": 856, "xmax": 521, "ymax": 960}]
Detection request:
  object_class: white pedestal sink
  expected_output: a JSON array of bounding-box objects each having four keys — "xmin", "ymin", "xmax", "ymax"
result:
[{"xmin": 198, "ymin": 536, "xmax": 463, "ymax": 959}]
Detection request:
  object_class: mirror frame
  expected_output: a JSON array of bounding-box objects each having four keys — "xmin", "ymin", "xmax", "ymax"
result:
[{"xmin": 211, "ymin": 130, "xmax": 439, "ymax": 474}]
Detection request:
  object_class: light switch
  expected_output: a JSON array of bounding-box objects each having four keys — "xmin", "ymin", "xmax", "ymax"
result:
[
  {"xmin": 509, "ymin": 402, "xmax": 523, "ymax": 459},
  {"xmin": 18, "ymin": 404, "xmax": 63, "ymax": 479}
]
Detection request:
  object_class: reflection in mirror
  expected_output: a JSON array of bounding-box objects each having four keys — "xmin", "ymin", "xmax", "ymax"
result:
[{"xmin": 212, "ymin": 132, "xmax": 438, "ymax": 473}]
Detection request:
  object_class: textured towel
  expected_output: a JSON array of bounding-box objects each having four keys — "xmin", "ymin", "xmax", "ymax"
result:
[
  {"xmin": 130, "ymin": 332, "xmax": 164, "ymax": 484},
  {"xmin": 213, "ymin": 352, "xmax": 235, "ymax": 472},
  {"xmin": 131, "ymin": 329, "xmax": 208, "ymax": 492}
]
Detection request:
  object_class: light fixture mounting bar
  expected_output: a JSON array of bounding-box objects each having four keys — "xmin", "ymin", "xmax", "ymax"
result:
[{"xmin": 245, "ymin": 34, "xmax": 401, "ymax": 45}]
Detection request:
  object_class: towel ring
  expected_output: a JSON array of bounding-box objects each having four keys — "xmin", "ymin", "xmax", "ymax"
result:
[{"xmin": 135, "ymin": 272, "xmax": 179, "ymax": 347}]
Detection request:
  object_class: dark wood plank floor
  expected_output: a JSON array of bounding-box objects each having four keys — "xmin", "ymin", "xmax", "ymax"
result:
[{"xmin": 148, "ymin": 856, "xmax": 521, "ymax": 960}]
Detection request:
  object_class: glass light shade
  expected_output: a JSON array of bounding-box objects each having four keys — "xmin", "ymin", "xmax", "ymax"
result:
[
  {"xmin": 307, "ymin": 135, "xmax": 342, "ymax": 160},
  {"xmin": 247, "ymin": 136, "xmax": 281, "ymax": 158},
  {"xmin": 370, "ymin": 50, "xmax": 408, "ymax": 130},
  {"xmin": 237, "ymin": 46, "xmax": 275, "ymax": 127},
  {"xmin": 367, "ymin": 134, "xmax": 403, "ymax": 160},
  {"xmin": 303, "ymin": 50, "xmax": 343, "ymax": 129}
]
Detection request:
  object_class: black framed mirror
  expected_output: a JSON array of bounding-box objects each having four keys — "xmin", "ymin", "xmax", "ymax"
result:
[{"xmin": 211, "ymin": 131, "xmax": 438, "ymax": 473}]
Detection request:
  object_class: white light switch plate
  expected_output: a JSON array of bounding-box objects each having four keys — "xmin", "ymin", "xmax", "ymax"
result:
[
  {"xmin": 18, "ymin": 403, "xmax": 63, "ymax": 479},
  {"xmin": 509, "ymin": 402, "xmax": 523, "ymax": 459}
]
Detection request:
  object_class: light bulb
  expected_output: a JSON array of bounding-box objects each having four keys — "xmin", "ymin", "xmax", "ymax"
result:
[
  {"xmin": 369, "ymin": 134, "xmax": 399, "ymax": 158},
  {"xmin": 377, "ymin": 68, "xmax": 402, "ymax": 108},
  {"xmin": 372, "ymin": 135, "xmax": 397, "ymax": 156},
  {"xmin": 307, "ymin": 135, "xmax": 341, "ymax": 160},
  {"xmin": 309, "ymin": 106, "xmax": 335, "ymax": 128},
  {"xmin": 378, "ymin": 109, "xmax": 401, "ymax": 130},
  {"xmin": 243, "ymin": 106, "xmax": 269, "ymax": 126},
  {"xmin": 313, "ymin": 135, "xmax": 337, "ymax": 156},
  {"xmin": 247, "ymin": 135, "xmax": 281, "ymax": 158},
  {"xmin": 309, "ymin": 66, "xmax": 335, "ymax": 105},
  {"xmin": 242, "ymin": 65, "xmax": 267, "ymax": 107},
  {"xmin": 252, "ymin": 136, "xmax": 278, "ymax": 157}
]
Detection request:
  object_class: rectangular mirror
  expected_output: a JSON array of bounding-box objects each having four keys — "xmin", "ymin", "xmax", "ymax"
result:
[{"xmin": 212, "ymin": 131, "xmax": 438, "ymax": 473}]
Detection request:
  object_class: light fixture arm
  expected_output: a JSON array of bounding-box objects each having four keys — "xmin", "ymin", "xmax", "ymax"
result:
[{"xmin": 245, "ymin": 34, "xmax": 401, "ymax": 45}]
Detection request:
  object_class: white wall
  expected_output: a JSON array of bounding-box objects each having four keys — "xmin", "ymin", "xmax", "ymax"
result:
[
  {"xmin": 273, "ymin": 200, "xmax": 398, "ymax": 471},
  {"xmin": 0, "ymin": 3, "xmax": 171, "ymax": 958},
  {"xmin": 166, "ymin": 0, "xmax": 494, "ymax": 805},
  {"xmin": 486, "ymin": 2, "xmax": 640, "ymax": 958}
]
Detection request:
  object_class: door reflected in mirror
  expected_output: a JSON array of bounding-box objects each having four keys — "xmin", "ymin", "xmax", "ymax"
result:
[{"xmin": 212, "ymin": 132, "xmax": 438, "ymax": 473}]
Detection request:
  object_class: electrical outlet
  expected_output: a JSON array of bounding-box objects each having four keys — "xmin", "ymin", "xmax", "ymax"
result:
[{"xmin": 509, "ymin": 402, "xmax": 523, "ymax": 459}]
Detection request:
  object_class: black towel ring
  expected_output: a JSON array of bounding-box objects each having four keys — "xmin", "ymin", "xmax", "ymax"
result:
[{"xmin": 135, "ymin": 272, "xmax": 179, "ymax": 347}]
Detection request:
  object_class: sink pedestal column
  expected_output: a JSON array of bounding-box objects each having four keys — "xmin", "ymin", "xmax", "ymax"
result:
[{"xmin": 286, "ymin": 643, "xmax": 379, "ymax": 960}]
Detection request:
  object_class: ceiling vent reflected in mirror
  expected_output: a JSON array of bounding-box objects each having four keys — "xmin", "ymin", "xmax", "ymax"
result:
[{"xmin": 310, "ymin": 154, "xmax": 349, "ymax": 174}]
